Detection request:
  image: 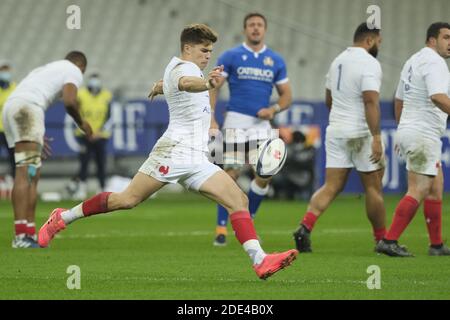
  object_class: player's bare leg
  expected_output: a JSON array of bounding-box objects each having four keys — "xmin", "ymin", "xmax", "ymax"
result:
[
  {"xmin": 293, "ymin": 168, "xmax": 350, "ymax": 252},
  {"xmin": 106, "ymin": 173, "xmax": 166, "ymax": 210},
  {"xmin": 358, "ymin": 168, "xmax": 386, "ymax": 243},
  {"xmin": 306, "ymin": 168, "xmax": 351, "ymax": 217},
  {"xmin": 11, "ymin": 141, "xmax": 41, "ymax": 248},
  {"xmin": 214, "ymin": 167, "xmax": 240, "ymax": 245},
  {"xmin": 201, "ymin": 170, "xmax": 298, "ymax": 280},
  {"xmin": 38, "ymin": 173, "xmax": 166, "ymax": 247},
  {"xmin": 405, "ymin": 171, "xmax": 434, "ymax": 202}
]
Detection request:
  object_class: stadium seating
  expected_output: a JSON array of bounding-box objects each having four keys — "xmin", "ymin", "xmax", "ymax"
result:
[{"xmin": 0, "ymin": 0, "xmax": 449, "ymax": 100}]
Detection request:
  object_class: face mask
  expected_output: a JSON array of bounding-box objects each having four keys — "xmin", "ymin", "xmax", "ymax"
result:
[
  {"xmin": 0, "ymin": 71, "xmax": 11, "ymax": 82},
  {"xmin": 87, "ymin": 78, "xmax": 102, "ymax": 93}
]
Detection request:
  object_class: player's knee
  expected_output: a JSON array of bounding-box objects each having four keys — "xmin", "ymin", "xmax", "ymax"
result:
[
  {"xmin": 365, "ymin": 184, "xmax": 383, "ymax": 197},
  {"xmin": 15, "ymin": 151, "xmax": 42, "ymax": 181},
  {"xmin": 425, "ymin": 187, "xmax": 442, "ymax": 201},
  {"xmin": 425, "ymin": 195, "xmax": 442, "ymax": 202},
  {"xmin": 326, "ymin": 182, "xmax": 344, "ymax": 196},
  {"xmin": 408, "ymin": 184, "xmax": 430, "ymax": 201}
]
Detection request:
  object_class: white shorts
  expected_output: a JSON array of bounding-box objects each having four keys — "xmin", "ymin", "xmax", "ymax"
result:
[
  {"xmin": 221, "ymin": 111, "xmax": 277, "ymax": 168},
  {"xmin": 396, "ymin": 129, "xmax": 441, "ymax": 176},
  {"xmin": 326, "ymin": 135, "xmax": 385, "ymax": 172},
  {"xmin": 2, "ymin": 98, "xmax": 45, "ymax": 148},
  {"xmin": 139, "ymin": 137, "xmax": 222, "ymax": 191},
  {"xmin": 222, "ymin": 111, "xmax": 275, "ymax": 143}
]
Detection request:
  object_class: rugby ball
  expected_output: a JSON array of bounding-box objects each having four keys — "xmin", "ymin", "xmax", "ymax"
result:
[{"xmin": 255, "ymin": 138, "xmax": 287, "ymax": 178}]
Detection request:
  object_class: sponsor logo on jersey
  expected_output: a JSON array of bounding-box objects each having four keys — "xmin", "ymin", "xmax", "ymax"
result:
[
  {"xmin": 263, "ymin": 56, "xmax": 274, "ymax": 67},
  {"xmin": 236, "ymin": 67, "xmax": 274, "ymax": 82}
]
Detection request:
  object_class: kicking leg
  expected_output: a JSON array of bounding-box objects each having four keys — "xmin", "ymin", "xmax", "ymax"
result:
[
  {"xmin": 200, "ymin": 170, "xmax": 297, "ymax": 279},
  {"xmin": 214, "ymin": 167, "xmax": 240, "ymax": 246}
]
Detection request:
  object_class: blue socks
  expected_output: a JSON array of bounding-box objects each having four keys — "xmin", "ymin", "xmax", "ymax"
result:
[
  {"xmin": 216, "ymin": 204, "xmax": 229, "ymax": 227},
  {"xmin": 216, "ymin": 179, "xmax": 270, "ymax": 228},
  {"xmin": 248, "ymin": 179, "xmax": 269, "ymax": 219}
]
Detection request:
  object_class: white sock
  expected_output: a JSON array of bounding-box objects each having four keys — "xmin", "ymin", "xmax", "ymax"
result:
[
  {"xmin": 243, "ymin": 239, "xmax": 267, "ymax": 265},
  {"xmin": 250, "ymin": 179, "xmax": 269, "ymax": 196},
  {"xmin": 61, "ymin": 203, "xmax": 84, "ymax": 225}
]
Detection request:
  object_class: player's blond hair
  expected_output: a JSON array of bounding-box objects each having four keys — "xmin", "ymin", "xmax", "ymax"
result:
[{"xmin": 180, "ymin": 24, "xmax": 218, "ymax": 52}]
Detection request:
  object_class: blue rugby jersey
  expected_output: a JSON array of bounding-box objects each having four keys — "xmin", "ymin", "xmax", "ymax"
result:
[{"xmin": 217, "ymin": 43, "xmax": 288, "ymax": 117}]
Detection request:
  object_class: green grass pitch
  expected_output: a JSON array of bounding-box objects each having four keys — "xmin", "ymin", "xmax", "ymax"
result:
[{"xmin": 1, "ymin": 193, "xmax": 450, "ymax": 299}]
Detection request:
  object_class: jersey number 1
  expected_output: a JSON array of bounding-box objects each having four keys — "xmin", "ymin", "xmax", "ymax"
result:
[{"xmin": 337, "ymin": 64, "xmax": 343, "ymax": 91}]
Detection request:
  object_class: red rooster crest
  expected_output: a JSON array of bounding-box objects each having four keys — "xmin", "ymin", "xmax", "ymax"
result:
[{"xmin": 159, "ymin": 165, "xmax": 170, "ymax": 175}]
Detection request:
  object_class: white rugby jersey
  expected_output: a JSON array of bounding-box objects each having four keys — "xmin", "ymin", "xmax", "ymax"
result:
[
  {"xmin": 395, "ymin": 47, "xmax": 449, "ymax": 139},
  {"xmin": 161, "ymin": 56, "xmax": 212, "ymax": 154},
  {"xmin": 325, "ymin": 47, "xmax": 382, "ymax": 138},
  {"xmin": 8, "ymin": 60, "xmax": 83, "ymax": 111}
]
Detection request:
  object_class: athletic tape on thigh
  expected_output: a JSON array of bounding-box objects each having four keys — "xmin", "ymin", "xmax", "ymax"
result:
[{"xmin": 15, "ymin": 151, "xmax": 42, "ymax": 168}]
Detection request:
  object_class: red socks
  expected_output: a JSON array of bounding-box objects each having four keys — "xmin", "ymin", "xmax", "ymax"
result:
[
  {"xmin": 14, "ymin": 221, "xmax": 27, "ymax": 236},
  {"xmin": 14, "ymin": 221, "xmax": 35, "ymax": 237},
  {"xmin": 82, "ymin": 192, "xmax": 112, "ymax": 217},
  {"xmin": 26, "ymin": 223, "xmax": 35, "ymax": 237},
  {"xmin": 302, "ymin": 212, "xmax": 318, "ymax": 231},
  {"xmin": 230, "ymin": 211, "xmax": 258, "ymax": 244},
  {"xmin": 373, "ymin": 227, "xmax": 386, "ymax": 242},
  {"xmin": 424, "ymin": 199, "xmax": 442, "ymax": 246},
  {"xmin": 385, "ymin": 195, "xmax": 419, "ymax": 241}
]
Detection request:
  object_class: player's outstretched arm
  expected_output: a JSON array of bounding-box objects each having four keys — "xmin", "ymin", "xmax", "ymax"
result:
[
  {"xmin": 209, "ymin": 72, "xmax": 226, "ymax": 110},
  {"xmin": 431, "ymin": 93, "xmax": 450, "ymax": 115},
  {"xmin": 179, "ymin": 66, "xmax": 224, "ymax": 93},
  {"xmin": 148, "ymin": 79, "xmax": 163, "ymax": 101}
]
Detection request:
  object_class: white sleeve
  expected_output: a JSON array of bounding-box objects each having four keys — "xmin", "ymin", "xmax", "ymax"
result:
[
  {"xmin": 325, "ymin": 66, "xmax": 332, "ymax": 90},
  {"xmin": 423, "ymin": 61, "xmax": 449, "ymax": 96},
  {"xmin": 63, "ymin": 65, "xmax": 83, "ymax": 88},
  {"xmin": 361, "ymin": 60, "xmax": 382, "ymax": 92},
  {"xmin": 395, "ymin": 79, "xmax": 404, "ymax": 100},
  {"xmin": 170, "ymin": 62, "xmax": 200, "ymax": 89}
]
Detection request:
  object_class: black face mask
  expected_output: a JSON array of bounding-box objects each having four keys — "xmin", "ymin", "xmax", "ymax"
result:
[
  {"xmin": 0, "ymin": 80, "xmax": 10, "ymax": 89},
  {"xmin": 368, "ymin": 44, "xmax": 379, "ymax": 58}
]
